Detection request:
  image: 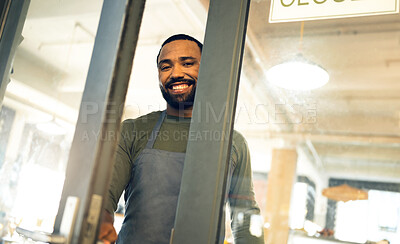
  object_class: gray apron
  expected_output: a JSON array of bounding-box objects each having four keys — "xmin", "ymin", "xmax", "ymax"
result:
[{"xmin": 117, "ymin": 111, "xmax": 233, "ymax": 243}]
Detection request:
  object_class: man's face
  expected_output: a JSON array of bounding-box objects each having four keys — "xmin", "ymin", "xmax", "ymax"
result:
[{"xmin": 157, "ymin": 40, "xmax": 201, "ymax": 109}]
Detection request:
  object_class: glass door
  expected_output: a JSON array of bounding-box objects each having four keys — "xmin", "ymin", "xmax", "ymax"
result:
[
  {"xmin": 240, "ymin": 1, "xmax": 400, "ymax": 244},
  {"xmin": 0, "ymin": 0, "xmax": 102, "ymax": 242},
  {"xmin": 2, "ymin": 0, "xmax": 399, "ymax": 244}
]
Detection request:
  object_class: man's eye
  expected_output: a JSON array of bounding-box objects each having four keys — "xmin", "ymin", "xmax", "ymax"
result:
[
  {"xmin": 183, "ymin": 62, "xmax": 194, "ymax": 67},
  {"xmin": 160, "ymin": 66, "xmax": 171, "ymax": 71}
]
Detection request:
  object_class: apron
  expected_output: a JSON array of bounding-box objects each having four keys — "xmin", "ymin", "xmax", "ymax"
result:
[{"xmin": 117, "ymin": 111, "xmax": 234, "ymax": 243}]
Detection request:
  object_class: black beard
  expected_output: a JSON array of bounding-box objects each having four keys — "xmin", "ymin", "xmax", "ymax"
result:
[{"xmin": 160, "ymin": 78, "xmax": 196, "ymax": 110}]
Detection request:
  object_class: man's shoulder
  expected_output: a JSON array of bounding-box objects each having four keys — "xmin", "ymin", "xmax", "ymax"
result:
[
  {"xmin": 122, "ymin": 110, "xmax": 162, "ymax": 125},
  {"xmin": 230, "ymin": 130, "xmax": 249, "ymax": 165},
  {"xmin": 232, "ymin": 129, "xmax": 247, "ymax": 146},
  {"xmin": 120, "ymin": 111, "xmax": 163, "ymax": 136}
]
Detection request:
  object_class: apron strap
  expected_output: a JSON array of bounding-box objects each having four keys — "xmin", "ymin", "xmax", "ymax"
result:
[{"xmin": 145, "ymin": 110, "xmax": 166, "ymax": 149}]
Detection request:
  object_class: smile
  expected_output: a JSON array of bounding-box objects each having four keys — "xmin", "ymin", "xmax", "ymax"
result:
[
  {"xmin": 172, "ymin": 84, "xmax": 189, "ymax": 90},
  {"xmin": 167, "ymin": 81, "xmax": 192, "ymax": 94}
]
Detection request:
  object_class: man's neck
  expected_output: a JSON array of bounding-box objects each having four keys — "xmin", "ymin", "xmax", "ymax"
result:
[{"xmin": 166, "ymin": 104, "xmax": 193, "ymax": 118}]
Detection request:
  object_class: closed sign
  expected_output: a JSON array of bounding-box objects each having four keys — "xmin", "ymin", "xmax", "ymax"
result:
[{"xmin": 269, "ymin": 0, "xmax": 399, "ymax": 23}]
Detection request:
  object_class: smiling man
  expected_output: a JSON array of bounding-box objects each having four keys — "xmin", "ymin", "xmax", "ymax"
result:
[
  {"xmin": 157, "ymin": 36, "xmax": 200, "ymax": 117},
  {"xmin": 99, "ymin": 34, "xmax": 263, "ymax": 244}
]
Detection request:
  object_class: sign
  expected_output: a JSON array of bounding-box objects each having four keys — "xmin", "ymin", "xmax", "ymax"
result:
[{"xmin": 269, "ymin": 0, "xmax": 399, "ymax": 23}]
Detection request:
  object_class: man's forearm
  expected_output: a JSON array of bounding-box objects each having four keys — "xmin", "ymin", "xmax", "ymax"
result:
[
  {"xmin": 231, "ymin": 208, "xmax": 264, "ymax": 244},
  {"xmin": 103, "ymin": 209, "xmax": 115, "ymax": 224}
]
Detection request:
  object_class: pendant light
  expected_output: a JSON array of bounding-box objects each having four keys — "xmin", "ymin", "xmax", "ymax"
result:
[{"xmin": 267, "ymin": 22, "xmax": 329, "ymax": 91}]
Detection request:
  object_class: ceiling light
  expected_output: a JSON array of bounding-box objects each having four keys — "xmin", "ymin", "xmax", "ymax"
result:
[{"xmin": 267, "ymin": 55, "xmax": 329, "ymax": 91}]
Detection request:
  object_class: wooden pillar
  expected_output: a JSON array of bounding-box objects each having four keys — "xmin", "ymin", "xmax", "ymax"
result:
[{"xmin": 264, "ymin": 148, "xmax": 298, "ymax": 244}]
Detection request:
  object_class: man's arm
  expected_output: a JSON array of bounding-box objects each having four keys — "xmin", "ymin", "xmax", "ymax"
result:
[
  {"xmin": 98, "ymin": 120, "xmax": 135, "ymax": 243},
  {"xmin": 99, "ymin": 210, "xmax": 117, "ymax": 244},
  {"xmin": 228, "ymin": 132, "xmax": 264, "ymax": 244}
]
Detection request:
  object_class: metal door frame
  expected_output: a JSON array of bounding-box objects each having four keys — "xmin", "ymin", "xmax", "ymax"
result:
[
  {"xmin": 53, "ymin": 0, "xmax": 146, "ymax": 243},
  {"xmin": 0, "ymin": 0, "xmax": 30, "ymax": 107},
  {"xmin": 172, "ymin": 0, "xmax": 251, "ymax": 243}
]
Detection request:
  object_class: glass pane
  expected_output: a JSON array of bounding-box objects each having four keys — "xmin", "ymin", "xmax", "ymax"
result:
[
  {"xmin": 241, "ymin": 2, "xmax": 400, "ymax": 244},
  {"xmin": 112, "ymin": 0, "xmax": 209, "ymax": 235},
  {"xmin": 98, "ymin": 1, "xmax": 399, "ymax": 244},
  {"xmin": 3, "ymin": 0, "xmax": 396, "ymax": 243},
  {"xmin": 0, "ymin": 0, "xmax": 102, "ymax": 241}
]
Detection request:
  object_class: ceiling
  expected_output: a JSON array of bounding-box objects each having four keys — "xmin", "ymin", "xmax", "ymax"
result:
[
  {"xmin": 6, "ymin": 0, "xmax": 400, "ymax": 182},
  {"xmin": 244, "ymin": 0, "xmax": 400, "ymax": 181}
]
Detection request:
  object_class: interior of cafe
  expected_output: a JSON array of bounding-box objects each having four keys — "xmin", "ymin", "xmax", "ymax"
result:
[{"xmin": 0, "ymin": 0, "xmax": 399, "ymax": 243}]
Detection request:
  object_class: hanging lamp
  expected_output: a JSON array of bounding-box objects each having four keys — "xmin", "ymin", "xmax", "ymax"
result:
[{"xmin": 267, "ymin": 22, "xmax": 329, "ymax": 91}]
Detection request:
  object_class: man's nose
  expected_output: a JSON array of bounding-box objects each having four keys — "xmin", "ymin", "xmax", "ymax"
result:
[{"xmin": 171, "ymin": 66, "xmax": 184, "ymax": 79}]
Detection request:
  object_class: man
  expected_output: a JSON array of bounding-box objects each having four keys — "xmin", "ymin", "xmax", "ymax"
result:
[{"xmin": 99, "ymin": 34, "xmax": 263, "ymax": 243}]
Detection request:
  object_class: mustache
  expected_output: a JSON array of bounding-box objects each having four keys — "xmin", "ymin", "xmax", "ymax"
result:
[{"xmin": 164, "ymin": 78, "xmax": 195, "ymax": 89}]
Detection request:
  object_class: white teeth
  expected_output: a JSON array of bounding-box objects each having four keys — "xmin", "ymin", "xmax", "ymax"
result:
[{"xmin": 172, "ymin": 84, "xmax": 189, "ymax": 90}]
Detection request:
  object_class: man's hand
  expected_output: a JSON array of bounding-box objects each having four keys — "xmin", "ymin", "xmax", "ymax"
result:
[{"xmin": 98, "ymin": 210, "xmax": 118, "ymax": 244}]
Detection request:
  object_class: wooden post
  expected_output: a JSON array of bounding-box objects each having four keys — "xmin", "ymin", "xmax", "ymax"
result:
[{"xmin": 264, "ymin": 148, "xmax": 298, "ymax": 244}]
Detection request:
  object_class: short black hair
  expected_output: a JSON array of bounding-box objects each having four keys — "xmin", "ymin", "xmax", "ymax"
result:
[{"xmin": 156, "ymin": 34, "xmax": 203, "ymax": 64}]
